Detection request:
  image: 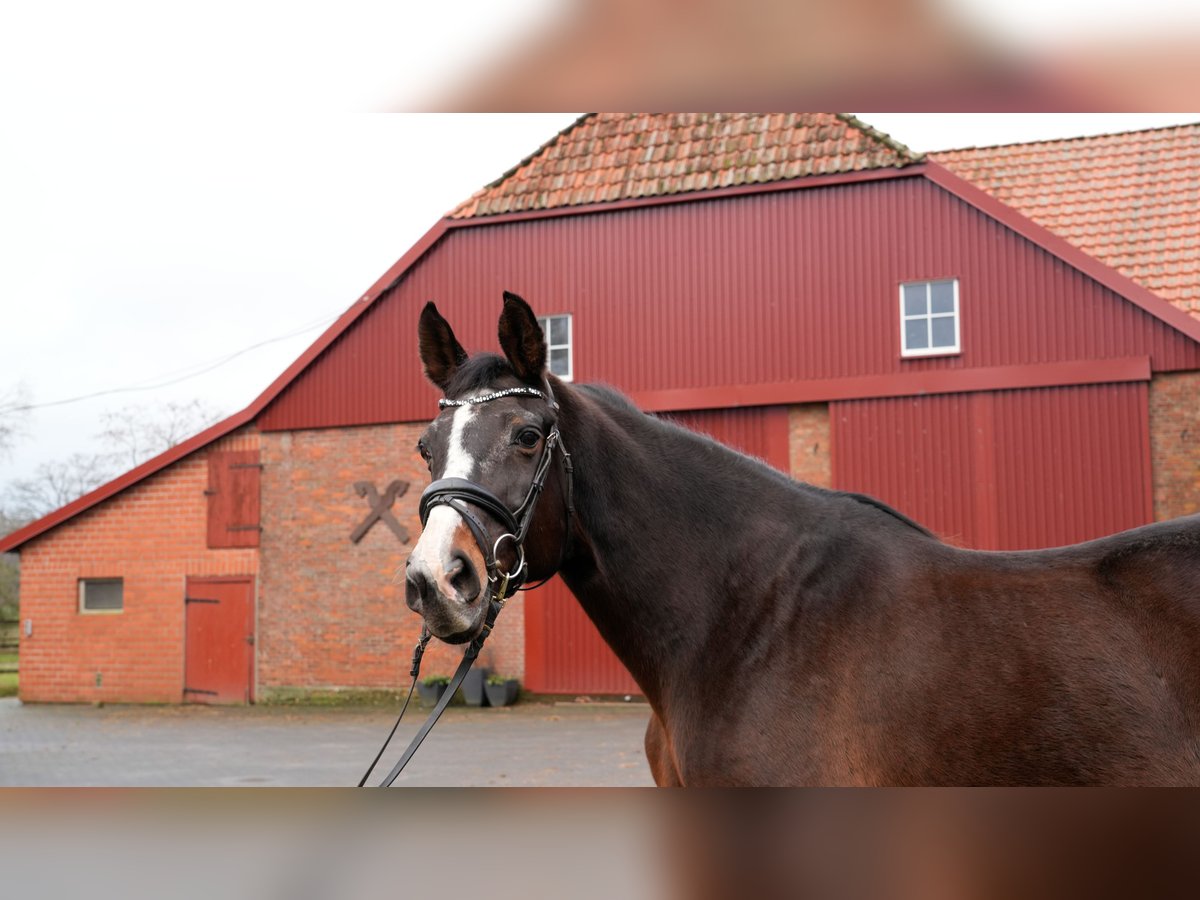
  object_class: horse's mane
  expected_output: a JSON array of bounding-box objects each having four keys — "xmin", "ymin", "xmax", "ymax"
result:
[{"xmin": 577, "ymin": 383, "xmax": 935, "ymax": 539}]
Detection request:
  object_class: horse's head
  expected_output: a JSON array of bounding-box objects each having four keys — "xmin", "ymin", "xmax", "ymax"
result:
[{"xmin": 406, "ymin": 292, "xmax": 572, "ymax": 643}]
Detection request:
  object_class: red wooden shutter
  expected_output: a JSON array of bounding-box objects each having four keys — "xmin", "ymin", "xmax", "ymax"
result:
[{"xmin": 206, "ymin": 450, "xmax": 262, "ymax": 548}]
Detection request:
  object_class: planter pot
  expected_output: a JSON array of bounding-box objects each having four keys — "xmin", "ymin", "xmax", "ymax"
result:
[
  {"xmin": 484, "ymin": 679, "xmax": 519, "ymax": 707},
  {"xmin": 417, "ymin": 682, "xmax": 449, "ymax": 707},
  {"xmin": 462, "ymin": 668, "xmax": 489, "ymax": 707}
]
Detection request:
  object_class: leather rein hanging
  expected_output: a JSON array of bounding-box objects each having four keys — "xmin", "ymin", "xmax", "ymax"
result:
[{"xmin": 359, "ymin": 385, "xmax": 573, "ymax": 787}]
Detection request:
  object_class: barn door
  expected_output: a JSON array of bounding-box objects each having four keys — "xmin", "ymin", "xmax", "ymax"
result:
[
  {"xmin": 524, "ymin": 577, "xmax": 640, "ymax": 695},
  {"xmin": 831, "ymin": 383, "xmax": 1152, "ymax": 550},
  {"xmin": 184, "ymin": 576, "xmax": 255, "ymax": 704}
]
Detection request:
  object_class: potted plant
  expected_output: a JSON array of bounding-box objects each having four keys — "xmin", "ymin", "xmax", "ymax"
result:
[
  {"xmin": 416, "ymin": 674, "xmax": 450, "ymax": 707},
  {"xmin": 462, "ymin": 667, "xmax": 489, "ymax": 707},
  {"xmin": 484, "ymin": 674, "xmax": 520, "ymax": 707}
]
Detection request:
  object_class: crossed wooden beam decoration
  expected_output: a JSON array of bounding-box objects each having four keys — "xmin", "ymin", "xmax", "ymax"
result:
[{"xmin": 350, "ymin": 480, "xmax": 410, "ymax": 544}]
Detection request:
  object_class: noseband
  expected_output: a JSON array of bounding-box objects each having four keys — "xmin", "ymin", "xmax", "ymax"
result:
[{"xmin": 418, "ymin": 385, "xmax": 573, "ymax": 603}]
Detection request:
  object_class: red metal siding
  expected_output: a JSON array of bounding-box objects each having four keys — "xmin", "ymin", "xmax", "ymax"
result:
[
  {"xmin": 524, "ymin": 578, "xmax": 640, "ymax": 695},
  {"xmin": 831, "ymin": 393, "xmax": 980, "ymax": 546},
  {"xmin": 258, "ymin": 178, "xmax": 1200, "ymax": 431},
  {"xmin": 184, "ymin": 576, "xmax": 255, "ymax": 704},
  {"xmin": 990, "ymin": 383, "xmax": 1153, "ymax": 549},
  {"xmin": 661, "ymin": 406, "xmax": 790, "ymax": 472},
  {"xmin": 831, "ymin": 383, "xmax": 1153, "ymax": 550}
]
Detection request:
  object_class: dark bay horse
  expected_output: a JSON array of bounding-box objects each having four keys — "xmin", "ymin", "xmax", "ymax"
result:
[{"xmin": 406, "ymin": 292, "xmax": 1200, "ymax": 785}]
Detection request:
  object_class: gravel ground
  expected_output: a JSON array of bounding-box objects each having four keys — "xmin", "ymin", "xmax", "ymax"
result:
[{"xmin": 0, "ymin": 697, "xmax": 656, "ymax": 787}]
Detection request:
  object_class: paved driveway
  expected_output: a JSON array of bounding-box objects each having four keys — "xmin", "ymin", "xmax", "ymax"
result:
[{"xmin": 0, "ymin": 697, "xmax": 655, "ymax": 786}]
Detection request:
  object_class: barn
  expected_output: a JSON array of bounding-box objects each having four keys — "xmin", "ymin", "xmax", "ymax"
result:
[{"xmin": 3, "ymin": 113, "xmax": 1199, "ymax": 704}]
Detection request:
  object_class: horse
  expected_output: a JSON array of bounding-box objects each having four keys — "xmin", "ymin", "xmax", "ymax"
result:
[{"xmin": 404, "ymin": 291, "xmax": 1200, "ymax": 785}]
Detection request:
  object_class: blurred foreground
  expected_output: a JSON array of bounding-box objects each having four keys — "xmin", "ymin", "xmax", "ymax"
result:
[
  {"xmin": 3, "ymin": 790, "xmax": 1198, "ymax": 900},
  {"xmin": 424, "ymin": 0, "xmax": 1200, "ymax": 110}
]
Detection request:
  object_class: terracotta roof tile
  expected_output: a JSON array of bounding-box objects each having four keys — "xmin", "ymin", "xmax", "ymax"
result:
[
  {"xmin": 450, "ymin": 113, "xmax": 922, "ymax": 219},
  {"xmin": 932, "ymin": 123, "xmax": 1200, "ymax": 315}
]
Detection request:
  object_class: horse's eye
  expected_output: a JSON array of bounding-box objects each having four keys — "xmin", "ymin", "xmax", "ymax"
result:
[
  {"xmin": 516, "ymin": 428, "xmax": 541, "ymax": 449},
  {"xmin": 417, "ymin": 441, "xmax": 432, "ymax": 462}
]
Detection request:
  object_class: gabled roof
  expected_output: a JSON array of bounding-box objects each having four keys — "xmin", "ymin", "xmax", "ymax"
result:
[
  {"xmin": 450, "ymin": 113, "xmax": 923, "ymax": 218},
  {"xmin": 932, "ymin": 122, "xmax": 1200, "ymax": 315}
]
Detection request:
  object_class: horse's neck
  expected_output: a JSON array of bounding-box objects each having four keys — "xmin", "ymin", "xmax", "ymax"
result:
[{"xmin": 556, "ymin": 387, "xmax": 826, "ymax": 706}]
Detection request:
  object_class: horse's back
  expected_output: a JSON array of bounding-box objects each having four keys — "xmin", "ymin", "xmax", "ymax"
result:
[{"xmin": 906, "ymin": 514, "xmax": 1200, "ymax": 784}]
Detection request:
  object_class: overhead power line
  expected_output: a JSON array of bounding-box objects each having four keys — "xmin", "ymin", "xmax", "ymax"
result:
[{"xmin": 0, "ymin": 308, "xmax": 343, "ymax": 414}]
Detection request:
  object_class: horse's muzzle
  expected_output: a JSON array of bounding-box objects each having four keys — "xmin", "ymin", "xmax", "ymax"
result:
[{"xmin": 404, "ymin": 554, "xmax": 483, "ymax": 643}]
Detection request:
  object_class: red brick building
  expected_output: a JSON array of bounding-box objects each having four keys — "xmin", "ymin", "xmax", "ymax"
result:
[{"xmin": 4, "ymin": 114, "xmax": 1199, "ymax": 703}]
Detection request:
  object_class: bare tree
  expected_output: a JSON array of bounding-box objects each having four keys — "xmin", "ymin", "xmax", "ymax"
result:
[
  {"xmin": 0, "ymin": 507, "xmax": 27, "ymax": 619},
  {"xmin": 97, "ymin": 399, "xmax": 223, "ymax": 470},
  {"xmin": 0, "ymin": 383, "xmax": 31, "ymax": 460},
  {"xmin": 1, "ymin": 398, "xmax": 224, "ymax": 522},
  {"xmin": 4, "ymin": 453, "xmax": 116, "ymax": 521}
]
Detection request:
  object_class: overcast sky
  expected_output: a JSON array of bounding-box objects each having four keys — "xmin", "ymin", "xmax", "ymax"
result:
[{"xmin": 2, "ymin": 112, "xmax": 1198, "ymax": 491}]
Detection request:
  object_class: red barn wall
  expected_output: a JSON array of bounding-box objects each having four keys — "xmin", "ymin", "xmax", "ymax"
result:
[
  {"xmin": 17, "ymin": 430, "xmax": 259, "ymax": 703},
  {"xmin": 523, "ymin": 577, "xmax": 638, "ymax": 696},
  {"xmin": 258, "ymin": 176, "xmax": 1200, "ymax": 432},
  {"xmin": 830, "ymin": 383, "xmax": 1154, "ymax": 550},
  {"xmin": 661, "ymin": 406, "xmax": 791, "ymax": 472}
]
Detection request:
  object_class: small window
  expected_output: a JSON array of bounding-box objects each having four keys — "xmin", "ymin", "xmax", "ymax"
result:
[
  {"xmin": 538, "ymin": 314, "xmax": 573, "ymax": 381},
  {"xmin": 900, "ymin": 279, "xmax": 960, "ymax": 357},
  {"xmin": 80, "ymin": 578, "xmax": 123, "ymax": 613}
]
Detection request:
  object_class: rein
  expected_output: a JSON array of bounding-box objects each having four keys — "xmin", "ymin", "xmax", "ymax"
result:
[{"xmin": 359, "ymin": 384, "xmax": 573, "ymax": 787}]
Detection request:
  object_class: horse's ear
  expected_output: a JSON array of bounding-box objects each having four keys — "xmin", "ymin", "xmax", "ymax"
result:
[
  {"xmin": 418, "ymin": 301, "xmax": 468, "ymax": 391},
  {"xmin": 498, "ymin": 291, "xmax": 547, "ymax": 385}
]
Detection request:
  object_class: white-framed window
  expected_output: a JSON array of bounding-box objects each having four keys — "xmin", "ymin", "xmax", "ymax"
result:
[
  {"xmin": 900, "ymin": 279, "xmax": 960, "ymax": 357},
  {"xmin": 79, "ymin": 578, "xmax": 123, "ymax": 613},
  {"xmin": 538, "ymin": 314, "xmax": 573, "ymax": 381}
]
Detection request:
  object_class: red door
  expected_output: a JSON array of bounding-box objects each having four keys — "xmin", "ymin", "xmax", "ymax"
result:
[
  {"xmin": 831, "ymin": 383, "xmax": 1153, "ymax": 550},
  {"xmin": 184, "ymin": 576, "xmax": 255, "ymax": 704},
  {"xmin": 524, "ymin": 577, "xmax": 640, "ymax": 695}
]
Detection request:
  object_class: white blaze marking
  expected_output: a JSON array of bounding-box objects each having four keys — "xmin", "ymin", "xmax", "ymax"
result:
[
  {"xmin": 411, "ymin": 400, "xmax": 485, "ymax": 608},
  {"xmin": 444, "ymin": 401, "xmax": 478, "ymax": 481}
]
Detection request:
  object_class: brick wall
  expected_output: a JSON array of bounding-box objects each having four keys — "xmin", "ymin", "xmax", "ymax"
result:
[
  {"xmin": 17, "ymin": 430, "xmax": 259, "ymax": 703},
  {"xmin": 257, "ymin": 423, "xmax": 526, "ymax": 697},
  {"xmin": 1149, "ymin": 371, "xmax": 1200, "ymax": 521},
  {"xmin": 788, "ymin": 403, "xmax": 831, "ymax": 487}
]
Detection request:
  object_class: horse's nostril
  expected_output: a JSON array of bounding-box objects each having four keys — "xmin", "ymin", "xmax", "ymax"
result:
[
  {"xmin": 405, "ymin": 565, "xmax": 433, "ymax": 613},
  {"xmin": 448, "ymin": 551, "xmax": 481, "ymax": 603}
]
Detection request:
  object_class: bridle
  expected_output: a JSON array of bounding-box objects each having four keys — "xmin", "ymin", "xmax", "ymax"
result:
[
  {"xmin": 420, "ymin": 385, "xmax": 572, "ymax": 601},
  {"xmin": 359, "ymin": 383, "xmax": 573, "ymax": 787}
]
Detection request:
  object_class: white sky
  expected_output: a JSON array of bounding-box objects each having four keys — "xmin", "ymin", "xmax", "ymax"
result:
[{"xmin": 2, "ymin": 112, "xmax": 1198, "ymax": 490}]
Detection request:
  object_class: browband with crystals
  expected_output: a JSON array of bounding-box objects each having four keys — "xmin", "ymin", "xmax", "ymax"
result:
[{"xmin": 438, "ymin": 386, "xmax": 552, "ymax": 409}]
